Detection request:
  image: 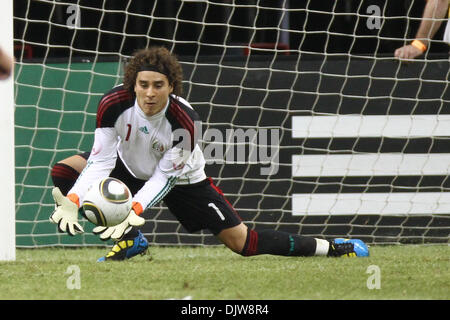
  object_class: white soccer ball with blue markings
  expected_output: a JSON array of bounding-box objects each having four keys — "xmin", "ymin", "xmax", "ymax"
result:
[{"xmin": 82, "ymin": 177, "xmax": 132, "ymax": 227}]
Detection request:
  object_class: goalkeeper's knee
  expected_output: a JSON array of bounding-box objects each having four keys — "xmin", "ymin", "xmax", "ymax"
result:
[
  {"xmin": 217, "ymin": 223, "xmax": 248, "ymax": 254},
  {"xmin": 51, "ymin": 162, "xmax": 80, "ymax": 196}
]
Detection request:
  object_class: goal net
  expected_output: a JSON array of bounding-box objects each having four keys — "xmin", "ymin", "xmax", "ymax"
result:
[{"xmin": 14, "ymin": 0, "xmax": 450, "ymax": 247}]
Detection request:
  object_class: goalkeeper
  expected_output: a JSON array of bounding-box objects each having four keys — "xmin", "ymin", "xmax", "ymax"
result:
[{"xmin": 50, "ymin": 46, "xmax": 369, "ymax": 261}]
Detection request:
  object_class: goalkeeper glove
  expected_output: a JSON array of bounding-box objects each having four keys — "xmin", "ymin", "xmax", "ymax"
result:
[
  {"xmin": 92, "ymin": 206, "xmax": 145, "ymax": 241},
  {"xmin": 49, "ymin": 187, "xmax": 84, "ymax": 236}
]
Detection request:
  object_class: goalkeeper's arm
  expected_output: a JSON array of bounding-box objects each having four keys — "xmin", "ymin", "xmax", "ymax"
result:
[
  {"xmin": 92, "ymin": 146, "xmax": 193, "ymax": 241},
  {"xmin": 50, "ymin": 127, "xmax": 118, "ymax": 236},
  {"xmin": 90, "ymin": 168, "xmax": 177, "ymax": 241}
]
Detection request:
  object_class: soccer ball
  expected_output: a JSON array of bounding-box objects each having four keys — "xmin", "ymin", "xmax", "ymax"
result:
[{"xmin": 82, "ymin": 177, "xmax": 132, "ymax": 227}]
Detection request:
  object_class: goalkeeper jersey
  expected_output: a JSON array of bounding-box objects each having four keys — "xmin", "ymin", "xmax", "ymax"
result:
[{"xmin": 69, "ymin": 84, "xmax": 206, "ymax": 212}]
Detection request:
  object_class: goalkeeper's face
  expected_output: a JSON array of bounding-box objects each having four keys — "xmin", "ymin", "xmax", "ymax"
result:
[{"xmin": 134, "ymin": 71, "xmax": 173, "ymax": 116}]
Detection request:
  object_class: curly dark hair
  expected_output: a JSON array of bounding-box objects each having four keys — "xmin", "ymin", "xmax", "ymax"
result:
[{"xmin": 123, "ymin": 47, "xmax": 183, "ymax": 96}]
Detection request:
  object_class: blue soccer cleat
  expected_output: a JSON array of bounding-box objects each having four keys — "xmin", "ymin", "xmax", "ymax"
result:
[
  {"xmin": 97, "ymin": 230, "xmax": 149, "ymax": 262},
  {"xmin": 328, "ymin": 238, "xmax": 369, "ymax": 257}
]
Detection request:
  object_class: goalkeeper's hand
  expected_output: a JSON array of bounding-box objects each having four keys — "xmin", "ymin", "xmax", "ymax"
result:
[
  {"xmin": 92, "ymin": 209, "xmax": 145, "ymax": 241},
  {"xmin": 49, "ymin": 187, "xmax": 84, "ymax": 236}
]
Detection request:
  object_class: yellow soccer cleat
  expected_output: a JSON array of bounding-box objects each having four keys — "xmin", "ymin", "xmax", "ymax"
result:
[
  {"xmin": 327, "ymin": 238, "xmax": 369, "ymax": 257},
  {"xmin": 97, "ymin": 230, "xmax": 148, "ymax": 262}
]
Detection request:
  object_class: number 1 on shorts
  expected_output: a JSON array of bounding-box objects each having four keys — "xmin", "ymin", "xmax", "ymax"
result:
[{"xmin": 208, "ymin": 202, "xmax": 225, "ymax": 221}]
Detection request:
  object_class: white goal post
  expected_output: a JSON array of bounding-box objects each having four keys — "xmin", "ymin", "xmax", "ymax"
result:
[{"xmin": 0, "ymin": 0, "xmax": 15, "ymax": 261}]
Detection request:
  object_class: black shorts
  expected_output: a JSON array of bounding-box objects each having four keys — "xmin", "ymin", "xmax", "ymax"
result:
[
  {"xmin": 163, "ymin": 178, "xmax": 242, "ymax": 235},
  {"xmin": 107, "ymin": 154, "xmax": 242, "ymax": 235}
]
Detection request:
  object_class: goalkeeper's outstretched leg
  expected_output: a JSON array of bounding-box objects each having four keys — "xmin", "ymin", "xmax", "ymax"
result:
[
  {"xmin": 217, "ymin": 223, "xmax": 369, "ymax": 258},
  {"xmin": 162, "ymin": 176, "xmax": 369, "ymax": 258}
]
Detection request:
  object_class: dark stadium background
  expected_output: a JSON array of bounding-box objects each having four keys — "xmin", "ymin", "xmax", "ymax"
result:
[{"xmin": 13, "ymin": 0, "xmax": 449, "ymax": 60}]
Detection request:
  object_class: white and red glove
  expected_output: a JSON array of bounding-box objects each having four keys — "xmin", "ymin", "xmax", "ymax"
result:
[
  {"xmin": 49, "ymin": 187, "xmax": 84, "ymax": 236},
  {"xmin": 93, "ymin": 202, "xmax": 145, "ymax": 240}
]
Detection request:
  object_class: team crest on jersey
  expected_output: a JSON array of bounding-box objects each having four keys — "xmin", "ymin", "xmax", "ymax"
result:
[{"xmin": 152, "ymin": 140, "xmax": 165, "ymax": 153}]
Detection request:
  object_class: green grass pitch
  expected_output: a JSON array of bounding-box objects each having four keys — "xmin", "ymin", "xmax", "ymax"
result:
[{"xmin": 0, "ymin": 245, "xmax": 448, "ymax": 300}]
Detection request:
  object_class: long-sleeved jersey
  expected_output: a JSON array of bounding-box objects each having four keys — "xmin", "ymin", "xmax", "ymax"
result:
[{"xmin": 69, "ymin": 84, "xmax": 206, "ymax": 212}]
